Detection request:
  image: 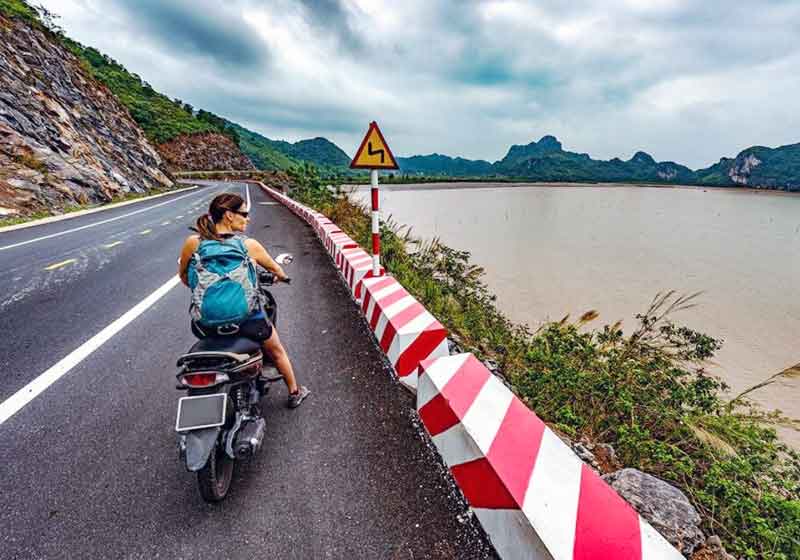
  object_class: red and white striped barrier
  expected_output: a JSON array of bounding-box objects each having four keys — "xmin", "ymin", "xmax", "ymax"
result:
[
  {"xmin": 313, "ymin": 217, "xmax": 336, "ymax": 238},
  {"xmin": 317, "ymin": 222, "xmax": 342, "ymax": 249},
  {"xmin": 256, "ymin": 183, "xmax": 385, "ymax": 296},
  {"xmin": 417, "ymin": 353, "xmax": 683, "ymax": 560},
  {"xmin": 338, "ymin": 246, "xmax": 384, "ymax": 300},
  {"xmin": 326, "ymin": 231, "xmax": 358, "ymax": 265},
  {"xmin": 359, "ymin": 275, "xmax": 449, "ymax": 391}
]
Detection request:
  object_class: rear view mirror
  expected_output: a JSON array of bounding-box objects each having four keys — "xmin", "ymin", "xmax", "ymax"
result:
[{"xmin": 275, "ymin": 253, "xmax": 294, "ymax": 265}]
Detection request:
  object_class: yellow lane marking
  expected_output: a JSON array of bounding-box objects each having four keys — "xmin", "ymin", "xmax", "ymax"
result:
[
  {"xmin": 44, "ymin": 259, "xmax": 77, "ymax": 271},
  {"xmin": 103, "ymin": 241, "xmax": 123, "ymax": 249},
  {"xmin": 161, "ymin": 221, "xmax": 170, "ymax": 225},
  {"xmin": 140, "ymin": 229, "xmax": 152, "ymax": 235}
]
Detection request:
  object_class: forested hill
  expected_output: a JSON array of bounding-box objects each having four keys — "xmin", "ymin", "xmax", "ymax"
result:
[
  {"xmin": 694, "ymin": 143, "xmax": 800, "ymax": 190},
  {"xmin": 226, "ymin": 122, "xmax": 351, "ymax": 172},
  {"xmin": 399, "ymin": 136, "xmax": 800, "ymax": 191}
]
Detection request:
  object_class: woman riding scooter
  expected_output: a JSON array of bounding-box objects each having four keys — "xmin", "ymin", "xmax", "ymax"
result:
[{"xmin": 178, "ymin": 192, "xmax": 310, "ymax": 408}]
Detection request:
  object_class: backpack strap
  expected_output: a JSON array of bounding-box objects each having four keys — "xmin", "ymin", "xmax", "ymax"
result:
[{"xmin": 230, "ymin": 236, "xmax": 249, "ymax": 256}]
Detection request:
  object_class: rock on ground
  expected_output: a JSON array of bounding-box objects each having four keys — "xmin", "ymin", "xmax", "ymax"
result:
[
  {"xmin": 602, "ymin": 468, "xmax": 705, "ymax": 556},
  {"xmin": 690, "ymin": 536, "xmax": 737, "ymax": 560}
]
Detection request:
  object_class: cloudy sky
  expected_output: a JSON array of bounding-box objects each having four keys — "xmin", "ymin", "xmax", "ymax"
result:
[{"xmin": 39, "ymin": 0, "xmax": 800, "ymax": 168}]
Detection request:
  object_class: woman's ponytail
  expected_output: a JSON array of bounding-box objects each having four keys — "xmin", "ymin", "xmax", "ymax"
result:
[
  {"xmin": 196, "ymin": 192, "xmax": 246, "ymax": 240},
  {"xmin": 196, "ymin": 213, "xmax": 219, "ymax": 240}
]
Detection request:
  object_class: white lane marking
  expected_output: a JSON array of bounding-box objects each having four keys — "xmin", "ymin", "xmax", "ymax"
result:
[
  {"xmin": 175, "ymin": 215, "xmax": 184, "ymax": 219},
  {"xmin": 44, "ymin": 258, "xmax": 77, "ymax": 271},
  {"xmin": 161, "ymin": 221, "xmax": 171, "ymax": 226},
  {"xmin": 103, "ymin": 241, "xmax": 123, "ymax": 249},
  {"xmin": 0, "ymin": 275, "xmax": 182, "ymax": 425},
  {"xmin": 0, "ymin": 190, "xmax": 204, "ymax": 252},
  {"xmin": 259, "ymin": 202, "xmax": 278, "ymax": 206},
  {"xmin": 245, "ymin": 183, "xmax": 251, "ymax": 210},
  {"xmin": 0, "ymin": 185, "xmax": 198, "ymax": 234},
  {"xmin": 139, "ymin": 229, "xmax": 152, "ymax": 235}
]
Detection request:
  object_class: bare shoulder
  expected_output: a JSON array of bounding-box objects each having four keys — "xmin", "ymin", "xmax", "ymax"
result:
[
  {"xmin": 243, "ymin": 237, "xmax": 265, "ymax": 251},
  {"xmin": 183, "ymin": 234, "xmax": 201, "ymax": 250}
]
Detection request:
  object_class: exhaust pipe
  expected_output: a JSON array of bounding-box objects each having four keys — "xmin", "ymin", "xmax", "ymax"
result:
[{"xmin": 234, "ymin": 418, "xmax": 266, "ymax": 458}]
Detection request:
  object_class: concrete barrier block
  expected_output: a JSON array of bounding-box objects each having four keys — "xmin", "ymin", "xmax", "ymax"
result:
[
  {"xmin": 417, "ymin": 353, "xmax": 684, "ymax": 560},
  {"xmin": 360, "ymin": 276, "xmax": 449, "ymax": 392},
  {"xmin": 338, "ymin": 247, "xmax": 384, "ymax": 300},
  {"xmin": 312, "ymin": 217, "xmax": 335, "ymax": 239},
  {"xmin": 326, "ymin": 231, "xmax": 358, "ymax": 263},
  {"xmin": 318, "ymin": 223, "xmax": 342, "ymax": 248}
]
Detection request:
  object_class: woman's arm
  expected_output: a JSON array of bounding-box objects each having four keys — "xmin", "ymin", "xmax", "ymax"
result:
[
  {"xmin": 178, "ymin": 235, "xmax": 200, "ymax": 286},
  {"xmin": 244, "ymin": 238, "xmax": 288, "ymax": 281}
]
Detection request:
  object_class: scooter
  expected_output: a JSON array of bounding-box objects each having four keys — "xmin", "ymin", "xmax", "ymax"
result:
[{"xmin": 174, "ymin": 255, "xmax": 292, "ymax": 502}]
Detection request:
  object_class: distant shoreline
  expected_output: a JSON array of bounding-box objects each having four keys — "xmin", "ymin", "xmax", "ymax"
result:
[{"xmin": 343, "ymin": 180, "xmax": 800, "ymax": 198}]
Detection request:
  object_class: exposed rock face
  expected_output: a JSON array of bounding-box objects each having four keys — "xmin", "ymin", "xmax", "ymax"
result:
[
  {"xmin": 0, "ymin": 15, "xmax": 172, "ymax": 216},
  {"xmin": 603, "ymin": 468, "xmax": 705, "ymax": 555},
  {"xmin": 728, "ymin": 154, "xmax": 761, "ymax": 185},
  {"xmin": 157, "ymin": 132, "xmax": 254, "ymax": 172}
]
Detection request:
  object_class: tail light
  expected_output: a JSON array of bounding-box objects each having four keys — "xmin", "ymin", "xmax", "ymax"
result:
[{"xmin": 180, "ymin": 372, "xmax": 229, "ymax": 388}]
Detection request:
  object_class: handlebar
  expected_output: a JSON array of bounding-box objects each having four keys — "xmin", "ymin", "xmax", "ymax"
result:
[{"xmin": 257, "ymin": 267, "xmax": 290, "ymax": 286}]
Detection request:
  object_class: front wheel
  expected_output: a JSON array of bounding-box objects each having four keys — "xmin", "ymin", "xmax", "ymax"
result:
[{"xmin": 197, "ymin": 439, "xmax": 234, "ymax": 502}]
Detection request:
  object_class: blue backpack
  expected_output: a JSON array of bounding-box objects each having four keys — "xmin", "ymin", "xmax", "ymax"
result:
[{"xmin": 188, "ymin": 236, "xmax": 259, "ymax": 328}]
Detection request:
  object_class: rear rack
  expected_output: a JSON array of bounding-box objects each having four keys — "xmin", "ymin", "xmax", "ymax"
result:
[{"xmin": 176, "ymin": 351, "xmax": 250, "ymax": 367}]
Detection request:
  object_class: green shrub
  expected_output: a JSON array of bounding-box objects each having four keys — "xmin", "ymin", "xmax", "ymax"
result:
[{"xmin": 0, "ymin": 0, "xmax": 37, "ymax": 23}]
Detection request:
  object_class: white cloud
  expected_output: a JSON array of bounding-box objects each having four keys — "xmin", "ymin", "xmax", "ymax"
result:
[{"xmin": 36, "ymin": 0, "xmax": 800, "ymax": 167}]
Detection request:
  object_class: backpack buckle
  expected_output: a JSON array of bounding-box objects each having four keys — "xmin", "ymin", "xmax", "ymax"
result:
[{"xmin": 216, "ymin": 324, "xmax": 240, "ymax": 336}]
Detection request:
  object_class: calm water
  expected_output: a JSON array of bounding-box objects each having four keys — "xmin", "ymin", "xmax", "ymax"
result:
[{"xmin": 353, "ymin": 182, "xmax": 800, "ymax": 443}]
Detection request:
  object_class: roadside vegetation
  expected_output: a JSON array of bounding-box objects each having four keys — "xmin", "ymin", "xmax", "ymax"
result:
[
  {"xmin": 63, "ymin": 39, "xmax": 240, "ymax": 146},
  {"xmin": 280, "ymin": 164, "xmax": 800, "ymax": 560}
]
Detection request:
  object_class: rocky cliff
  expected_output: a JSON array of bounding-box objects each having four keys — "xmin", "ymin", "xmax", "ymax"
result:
[
  {"xmin": 0, "ymin": 13, "xmax": 173, "ymax": 217},
  {"xmin": 695, "ymin": 143, "xmax": 800, "ymax": 191},
  {"xmin": 157, "ymin": 131, "xmax": 254, "ymax": 172}
]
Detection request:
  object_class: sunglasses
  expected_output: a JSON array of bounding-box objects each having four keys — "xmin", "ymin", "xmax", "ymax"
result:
[{"xmin": 230, "ymin": 209, "xmax": 249, "ymax": 218}]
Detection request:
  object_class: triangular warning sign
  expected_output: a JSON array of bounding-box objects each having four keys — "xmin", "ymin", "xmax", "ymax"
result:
[{"xmin": 350, "ymin": 121, "xmax": 399, "ymax": 170}]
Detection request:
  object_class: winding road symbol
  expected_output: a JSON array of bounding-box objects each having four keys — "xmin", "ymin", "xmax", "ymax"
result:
[{"xmin": 367, "ymin": 142, "xmax": 385, "ymax": 164}]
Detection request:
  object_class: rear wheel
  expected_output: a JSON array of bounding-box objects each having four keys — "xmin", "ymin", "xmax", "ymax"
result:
[{"xmin": 197, "ymin": 439, "xmax": 234, "ymax": 502}]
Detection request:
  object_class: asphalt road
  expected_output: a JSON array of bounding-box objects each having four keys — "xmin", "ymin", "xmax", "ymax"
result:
[{"xmin": 0, "ymin": 182, "xmax": 497, "ymax": 559}]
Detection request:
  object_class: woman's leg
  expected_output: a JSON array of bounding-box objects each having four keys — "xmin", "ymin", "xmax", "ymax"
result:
[{"xmin": 262, "ymin": 327, "xmax": 298, "ymax": 394}]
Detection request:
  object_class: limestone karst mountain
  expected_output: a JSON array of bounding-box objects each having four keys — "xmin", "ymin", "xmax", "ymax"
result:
[{"xmin": 398, "ymin": 136, "xmax": 800, "ymax": 191}]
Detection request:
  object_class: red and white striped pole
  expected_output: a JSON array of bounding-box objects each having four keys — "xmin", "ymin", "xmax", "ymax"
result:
[{"xmin": 370, "ymin": 169, "xmax": 380, "ymax": 275}]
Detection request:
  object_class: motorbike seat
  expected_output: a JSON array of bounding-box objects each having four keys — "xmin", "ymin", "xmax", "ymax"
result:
[
  {"xmin": 177, "ymin": 337, "xmax": 262, "ymax": 368},
  {"xmin": 188, "ymin": 336, "xmax": 261, "ymax": 356}
]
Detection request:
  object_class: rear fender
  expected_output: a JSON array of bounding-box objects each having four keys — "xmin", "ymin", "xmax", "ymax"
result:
[{"xmin": 184, "ymin": 427, "xmax": 222, "ymax": 472}]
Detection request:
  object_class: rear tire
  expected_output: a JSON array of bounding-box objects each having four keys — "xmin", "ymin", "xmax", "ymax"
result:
[{"xmin": 197, "ymin": 439, "xmax": 234, "ymax": 502}]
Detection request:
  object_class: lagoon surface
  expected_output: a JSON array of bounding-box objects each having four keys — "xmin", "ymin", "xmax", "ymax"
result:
[{"xmin": 353, "ymin": 182, "xmax": 800, "ymax": 444}]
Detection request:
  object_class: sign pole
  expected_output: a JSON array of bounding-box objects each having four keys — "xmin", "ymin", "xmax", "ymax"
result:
[
  {"xmin": 350, "ymin": 121, "xmax": 397, "ymax": 277},
  {"xmin": 370, "ymin": 169, "xmax": 380, "ymax": 275}
]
